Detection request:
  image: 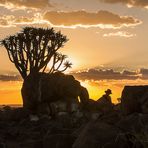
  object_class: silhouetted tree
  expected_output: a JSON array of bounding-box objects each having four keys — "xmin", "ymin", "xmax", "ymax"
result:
[
  {"xmin": 0, "ymin": 27, "xmax": 73, "ymax": 110},
  {"xmin": 1, "ymin": 27, "xmax": 72, "ymax": 79}
]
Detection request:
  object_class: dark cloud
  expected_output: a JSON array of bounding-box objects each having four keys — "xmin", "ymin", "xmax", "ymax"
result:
[
  {"xmin": 138, "ymin": 69, "xmax": 148, "ymax": 79},
  {"xmin": 122, "ymin": 70, "xmax": 137, "ymax": 76},
  {"xmin": 71, "ymin": 68, "xmax": 148, "ymax": 80},
  {"xmin": 100, "ymin": 0, "xmax": 148, "ymax": 8},
  {"xmin": 0, "ymin": 75, "xmax": 21, "ymax": 81},
  {"xmin": 0, "ymin": 0, "xmax": 52, "ymax": 10},
  {"xmin": 43, "ymin": 10, "xmax": 141, "ymax": 28}
]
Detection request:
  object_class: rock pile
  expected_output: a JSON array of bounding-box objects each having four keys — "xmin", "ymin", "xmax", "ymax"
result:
[
  {"xmin": 0, "ymin": 104, "xmax": 147, "ymax": 148},
  {"xmin": 1, "ymin": 85, "xmax": 148, "ymax": 148}
]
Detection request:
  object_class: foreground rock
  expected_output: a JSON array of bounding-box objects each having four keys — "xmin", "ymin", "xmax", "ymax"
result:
[
  {"xmin": 121, "ymin": 86, "xmax": 148, "ymax": 115},
  {"xmin": 3, "ymin": 83, "xmax": 148, "ymax": 148},
  {"xmin": 73, "ymin": 121, "xmax": 120, "ymax": 148},
  {"xmin": 0, "ymin": 106, "xmax": 87, "ymax": 148},
  {"xmin": 21, "ymin": 72, "xmax": 89, "ymax": 114},
  {"xmin": 0, "ymin": 106, "xmax": 147, "ymax": 148}
]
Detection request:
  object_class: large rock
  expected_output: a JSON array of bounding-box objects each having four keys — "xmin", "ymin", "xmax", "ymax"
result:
[
  {"xmin": 0, "ymin": 107, "xmax": 147, "ymax": 148},
  {"xmin": 0, "ymin": 107, "xmax": 29, "ymax": 121},
  {"xmin": 21, "ymin": 72, "xmax": 89, "ymax": 114},
  {"xmin": 43, "ymin": 134, "xmax": 75, "ymax": 148},
  {"xmin": 73, "ymin": 115, "xmax": 145, "ymax": 148},
  {"xmin": 116, "ymin": 113, "xmax": 148, "ymax": 148},
  {"xmin": 121, "ymin": 86, "xmax": 148, "ymax": 115},
  {"xmin": 116, "ymin": 113, "xmax": 147, "ymax": 133},
  {"xmin": 73, "ymin": 121, "xmax": 120, "ymax": 148},
  {"xmin": 19, "ymin": 140, "xmax": 43, "ymax": 148}
]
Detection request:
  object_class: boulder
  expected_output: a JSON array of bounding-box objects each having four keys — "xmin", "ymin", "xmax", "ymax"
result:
[
  {"xmin": 116, "ymin": 113, "xmax": 148, "ymax": 148},
  {"xmin": 140, "ymin": 91, "xmax": 148, "ymax": 114},
  {"xmin": 103, "ymin": 133, "xmax": 144, "ymax": 148},
  {"xmin": 73, "ymin": 116, "xmax": 145, "ymax": 148},
  {"xmin": 96, "ymin": 100, "xmax": 114, "ymax": 114},
  {"xmin": 1, "ymin": 107, "xmax": 29, "ymax": 121},
  {"xmin": 0, "ymin": 143, "xmax": 5, "ymax": 148},
  {"xmin": 19, "ymin": 140, "xmax": 43, "ymax": 148},
  {"xmin": 43, "ymin": 134, "xmax": 75, "ymax": 148},
  {"xmin": 98, "ymin": 111, "xmax": 121, "ymax": 125},
  {"xmin": 21, "ymin": 72, "xmax": 89, "ymax": 114},
  {"xmin": 73, "ymin": 121, "xmax": 120, "ymax": 148},
  {"xmin": 121, "ymin": 86, "xmax": 148, "ymax": 115},
  {"xmin": 116, "ymin": 113, "xmax": 148, "ymax": 134}
]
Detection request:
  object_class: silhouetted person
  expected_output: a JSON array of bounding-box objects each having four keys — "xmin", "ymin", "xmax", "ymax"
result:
[
  {"xmin": 97, "ymin": 89, "xmax": 114, "ymax": 113},
  {"xmin": 98, "ymin": 89, "xmax": 112, "ymax": 103}
]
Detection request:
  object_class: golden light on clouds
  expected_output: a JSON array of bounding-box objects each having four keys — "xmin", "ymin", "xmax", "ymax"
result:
[
  {"xmin": 0, "ymin": 13, "xmax": 50, "ymax": 27},
  {"xmin": 0, "ymin": 10, "xmax": 142, "ymax": 29},
  {"xmin": 0, "ymin": 0, "xmax": 52, "ymax": 10},
  {"xmin": 0, "ymin": 15, "xmax": 15, "ymax": 27},
  {"xmin": 43, "ymin": 10, "xmax": 141, "ymax": 29},
  {"xmin": 100, "ymin": 0, "xmax": 148, "ymax": 8}
]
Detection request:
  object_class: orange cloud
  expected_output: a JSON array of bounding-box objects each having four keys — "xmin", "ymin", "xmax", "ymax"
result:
[
  {"xmin": 103, "ymin": 31, "xmax": 136, "ymax": 38},
  {"xmin": 100, "ymin": 0, "xmax": 148, "ymax": 8},
  {"xmin": 43, "ymin": 10, "xmax": 141, "ymax": 29},
  {"xmin": 0, "ymin": 0, "xmax": 52, "ymax": 10},
  {"xmin": 0, "ymin": 15, "xmax": 15, "ymax": 27},
  {"xmin": 0, "ymin": 10, "xmax": 142, "ymax": 29},
  {"xmin": 0, "ymin": 14, "xmax": 48, "ymax": 27}
]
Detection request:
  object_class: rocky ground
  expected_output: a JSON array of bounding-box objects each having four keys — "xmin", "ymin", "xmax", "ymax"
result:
[{"xmin": 0, "ymin": 105, "xmax": 148, "ymax": 148}]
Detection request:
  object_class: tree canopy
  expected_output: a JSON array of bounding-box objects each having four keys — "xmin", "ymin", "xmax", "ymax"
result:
[{"xmin": 1, "ymin": 27, "xmax": 72, "ymax": 79}]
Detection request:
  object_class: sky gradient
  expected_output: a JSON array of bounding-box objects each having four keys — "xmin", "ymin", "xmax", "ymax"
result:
[
  {"xmin": 0, "ymin": 0, "xmax": 148, "ymax": 72},
  {"xmin": 0, "ymin": 0, "xmax": 148, "ymax": 104}
]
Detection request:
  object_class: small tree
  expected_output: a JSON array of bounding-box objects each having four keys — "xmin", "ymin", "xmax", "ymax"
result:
[{"xmin": 1, "ymin": 27, "xmax": 72, "ymax": 79}]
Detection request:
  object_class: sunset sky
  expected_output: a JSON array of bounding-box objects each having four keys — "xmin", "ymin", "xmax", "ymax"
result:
[{"xmin": 0, "ymin": 0, "xmax": 148, "ymax": 104}]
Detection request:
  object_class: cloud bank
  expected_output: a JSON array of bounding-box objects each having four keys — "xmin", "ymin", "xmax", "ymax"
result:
[
  {"xmin": 43, "ymin": 10, "xmax": 141, "ymax": 29},
  {"xmin": 0, "ymin": 74, "xmax": 21, "ymax": 81},
  {"xmin": 2, "ymin": 68, "xmax": 148, "ymax": 81},
  {"xmin": 0, "ymin": 10, "xmax": 141, "ymax": 29},
  {"xmin": 100, "ymin": 0, "xmax": 148, "ymax": 8},
  {"xmin": 71, "ymin": 68, "xmax": 148, "ymax": 81}
]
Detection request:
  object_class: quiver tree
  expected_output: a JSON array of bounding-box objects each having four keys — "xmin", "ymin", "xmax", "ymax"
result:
[
  {"xmin": 1, "ymin": 27, "xmax": 72, "ymax": 79},
  {"xmin": 0, "ymin": 27, "xmax": 73, "ymax": 110}
]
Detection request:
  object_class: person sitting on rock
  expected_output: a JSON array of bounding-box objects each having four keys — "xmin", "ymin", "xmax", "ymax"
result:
[
  {"xmin": 97, "ymin": 89, "xmax": 114, "ymax": 113},
  {"xmin": 98, "ymin": 89, "xmax": 112, "ymax": 103}
]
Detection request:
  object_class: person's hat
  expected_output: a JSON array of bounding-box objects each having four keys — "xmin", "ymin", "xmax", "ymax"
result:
[{"xmin": 105, "ymin": 89, "xmax": 112, "ymax": 94}]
